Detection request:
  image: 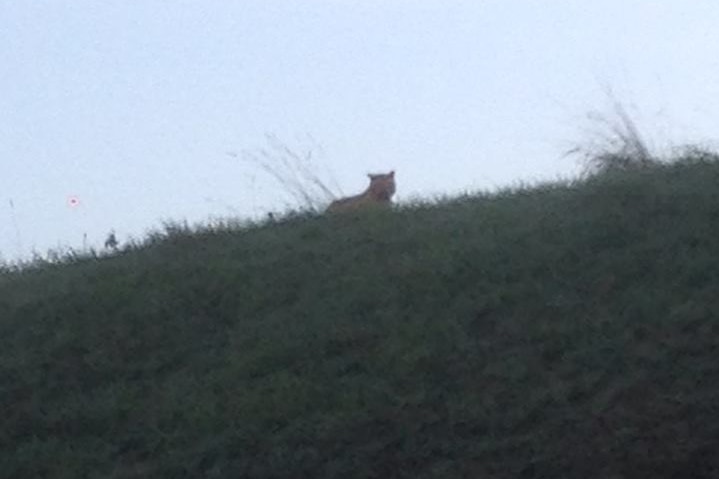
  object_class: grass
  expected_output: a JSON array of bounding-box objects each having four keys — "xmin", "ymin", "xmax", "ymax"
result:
[{"xmin": 2, "ymin": 152, "xmax": 719, "ymax": 478}]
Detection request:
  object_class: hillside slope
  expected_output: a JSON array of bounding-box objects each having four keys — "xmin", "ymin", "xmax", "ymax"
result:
[{"xmin": 3, "ymin": 156, "xmax": 719, "ymax": 478}]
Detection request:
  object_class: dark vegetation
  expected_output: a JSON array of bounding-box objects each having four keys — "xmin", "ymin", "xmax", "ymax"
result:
[{"xmin": 2, "ymin": 150, "xmax": 719, "ymax": 478}]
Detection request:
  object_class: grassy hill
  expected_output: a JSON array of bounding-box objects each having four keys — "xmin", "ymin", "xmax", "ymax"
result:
[{"xmin": 3, "ymin": 154, "xmax": 719, "ymax": 478}]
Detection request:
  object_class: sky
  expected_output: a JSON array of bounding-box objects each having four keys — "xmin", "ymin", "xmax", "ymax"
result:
[{"xmin": 2, "ymin": 1, "xmax": 719, "ymax": 261}]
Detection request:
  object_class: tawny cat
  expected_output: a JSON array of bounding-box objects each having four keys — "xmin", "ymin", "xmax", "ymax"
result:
[{"xmin": 326, "ymin": 171, "xmax": 396, "ymax": 213}]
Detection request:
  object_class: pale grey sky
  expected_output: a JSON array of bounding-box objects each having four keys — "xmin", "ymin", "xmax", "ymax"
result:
[{"xmin": 2, "ymin": 1, "xmax": 719, "ymax": 261}]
